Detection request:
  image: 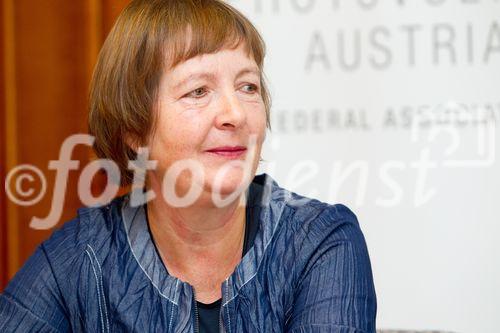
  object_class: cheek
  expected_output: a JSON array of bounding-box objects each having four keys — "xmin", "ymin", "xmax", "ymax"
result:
[
  {"xmin": 150, "ymin": 113, "xmax": 209, "ymax": 160},
  {"xmin": 246, "ymin": 103, "xmax": 267, "ymax": 137}
]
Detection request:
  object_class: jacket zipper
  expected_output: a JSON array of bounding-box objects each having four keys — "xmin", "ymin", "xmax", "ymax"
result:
[
  {"xmin": 193, "ymin": 289, "xmax": 200, "ymax": 333},
  {"xmin": 219, "ymin": 278, "xmax": 227, "ymax": 333},
  {"xmin": 193, "ymin": 286, "xmax": 226, "ymax": 333}
]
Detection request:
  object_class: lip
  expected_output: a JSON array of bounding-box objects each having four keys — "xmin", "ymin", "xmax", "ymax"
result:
[{"xmin": 205, "ymin": 146, "xmax": 247, "ymax": 158}]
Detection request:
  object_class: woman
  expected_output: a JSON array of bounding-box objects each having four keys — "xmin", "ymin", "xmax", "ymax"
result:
[{"xmin": 0, "ymin": 0, "xmax": 376, "ymax": 332}]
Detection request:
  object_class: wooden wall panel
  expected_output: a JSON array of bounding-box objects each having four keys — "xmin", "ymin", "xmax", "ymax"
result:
[
  {"xmin": 103, "ymin": 0, "xmax": 132, "ymax": 36},
  {"xmin": 14, "ymin": 1, "xmax": 92, "ymax": 265},
  {"xmin": 1, "ymin": 0, "xmax": 131, "ymax": 289},
  {"xmin": 2, "ymin": 0, "xmax": 19, "ymax": 287},
  {"xmin": 0, "ymin": 0, "xmax": 7, "ymax": 289}
]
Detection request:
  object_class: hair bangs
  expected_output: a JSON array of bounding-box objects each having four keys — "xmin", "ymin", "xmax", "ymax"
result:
[{"xmin": 164, "ymin": 1, "xmax": 264, "ymax": 70}]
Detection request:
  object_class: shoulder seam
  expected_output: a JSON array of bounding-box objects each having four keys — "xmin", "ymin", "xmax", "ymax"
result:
[{"xmin": 85, "ymin": 244, "xmax": 110, "ymax": 333}]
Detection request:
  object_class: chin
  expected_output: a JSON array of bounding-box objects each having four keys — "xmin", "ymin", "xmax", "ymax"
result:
[{"xmin": 205, "ymin": 168, "xmax": 254, "ymax": 198}]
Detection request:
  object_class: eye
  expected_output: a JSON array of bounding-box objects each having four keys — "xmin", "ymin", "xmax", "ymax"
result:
[
  {"xmin": 184, "ymin": 87, "xmax": 208, "ymax": 99},
  {"xmin": 241, "ymin": 84, "xmax": 259, "ymax": 94}
]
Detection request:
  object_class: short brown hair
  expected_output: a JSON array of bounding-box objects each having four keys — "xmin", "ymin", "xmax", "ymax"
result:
[{"xmin": 88, "ymin": 0, "xmax": 272, "ymax": 186}]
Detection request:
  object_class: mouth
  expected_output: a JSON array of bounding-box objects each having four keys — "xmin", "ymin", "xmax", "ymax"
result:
[{"xmin": 205, "ymin": 146, "xmax": 247, "ymax": 158}]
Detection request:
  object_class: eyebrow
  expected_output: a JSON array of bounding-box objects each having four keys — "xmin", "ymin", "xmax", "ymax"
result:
[
  {"xmin": 172, "ymin": 72, "xmax": 216, "ymax": 91},
  {"xmin": 235, "ymin": 67, "xmax": 260, "ymax": 79},
  {"xmin": 172, "ymin": 66, "xmax": 261, "ymax": 91}
]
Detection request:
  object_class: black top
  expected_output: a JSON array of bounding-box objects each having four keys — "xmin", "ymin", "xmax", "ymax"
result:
[
  {"xmin": 145, "ymin": 185, "xmax": 262, "ymax": 333},
  {"xmin": 196, "ymin": 197, "xmax": 260, "ymax": 333}
]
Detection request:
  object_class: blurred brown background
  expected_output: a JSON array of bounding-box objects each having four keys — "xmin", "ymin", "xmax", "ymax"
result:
[{"xmin": 0, "ymin": 0, "xmax": 132, "ymax": 291}]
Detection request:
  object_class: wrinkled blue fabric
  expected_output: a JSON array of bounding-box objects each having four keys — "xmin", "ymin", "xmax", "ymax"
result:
[{"xmin": 0, "ymin": 173, "xmax": 377, "ymax": 332}]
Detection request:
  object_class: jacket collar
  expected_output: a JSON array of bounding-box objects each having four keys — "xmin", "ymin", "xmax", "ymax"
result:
[{"xmin": 119, "ymin": 173, "xmax": 289, "ymax": 307}]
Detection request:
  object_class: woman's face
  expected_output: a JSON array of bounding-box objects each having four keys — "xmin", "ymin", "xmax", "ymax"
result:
[{"xmin": 147, "ymin": 43, "xmax": 267, "ymax": 204}]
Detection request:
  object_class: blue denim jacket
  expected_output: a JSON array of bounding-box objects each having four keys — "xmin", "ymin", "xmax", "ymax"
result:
[{"xmin": 0, "ymin": 174, "xmax": 377, "ymax": 332}]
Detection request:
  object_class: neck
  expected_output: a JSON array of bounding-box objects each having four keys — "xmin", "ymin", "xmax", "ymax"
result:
[{"xmin": 145, "ymin": 180, "xmax": 247, "ymax": 288}]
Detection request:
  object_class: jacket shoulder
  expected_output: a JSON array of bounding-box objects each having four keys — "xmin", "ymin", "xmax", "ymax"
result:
[
  {"xmin": 265, "ymin": 176, "xmax": 359, "ymax": 233},
  {"xmin": 41, "ymin": 194, "xmax": 126, "ymax": 271},
  {"xmin": 256, "ymin": 173, "xmax": 361, "ymax": 246},
  {"xmin": 288, "ymin": 200, "xmax": 362, "ymax": 248}
]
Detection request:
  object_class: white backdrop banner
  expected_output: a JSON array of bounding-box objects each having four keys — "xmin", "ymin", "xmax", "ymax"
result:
[{"xmin": 228, "ymin": 1, "xmax": 500, "ymax": 332}]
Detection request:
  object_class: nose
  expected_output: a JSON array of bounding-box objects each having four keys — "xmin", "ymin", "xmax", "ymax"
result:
[{"xmin": 214, "ymin": 90, "xmax": 246, "ymax": 130}]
